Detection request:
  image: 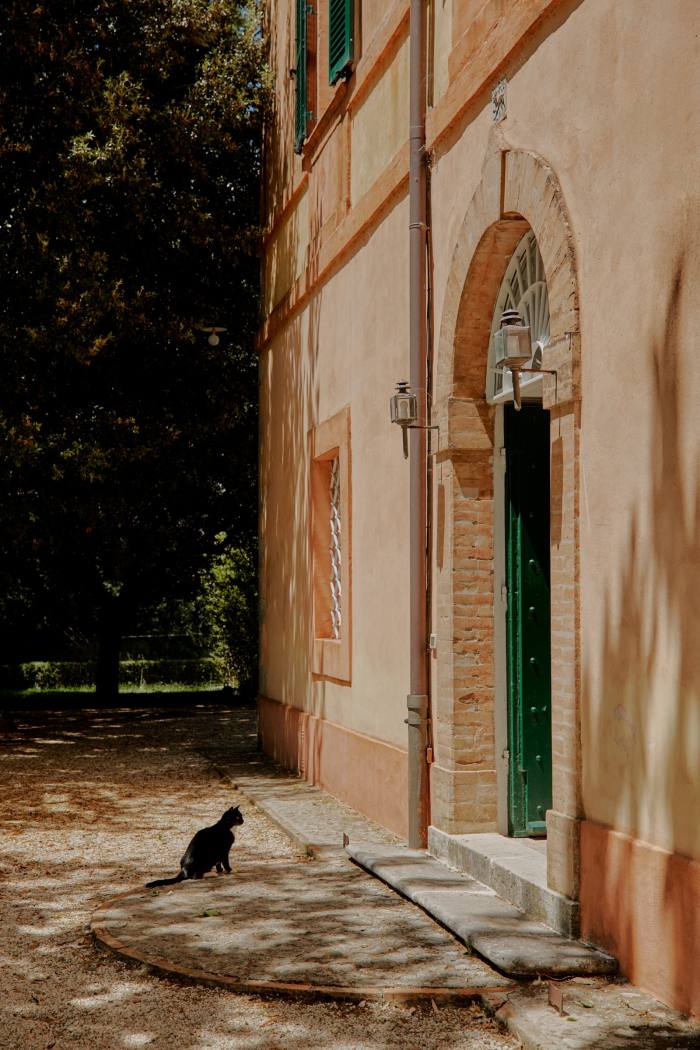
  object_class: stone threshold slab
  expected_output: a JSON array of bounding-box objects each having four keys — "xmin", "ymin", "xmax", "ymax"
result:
[
  {"xmin": 347, "ymin": 845, "xmax": 617, "ymax": 979},
  {"xmin": 429, "ymin": 826, "xmax": 580, "ymax": 938}
]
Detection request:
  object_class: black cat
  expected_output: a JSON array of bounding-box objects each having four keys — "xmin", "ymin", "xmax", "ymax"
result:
[{"xmin": 146, "ymin": 806, "xmax": 244, "ymax": 888}]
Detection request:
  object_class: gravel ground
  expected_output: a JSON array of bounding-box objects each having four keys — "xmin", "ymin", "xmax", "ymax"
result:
[{"xmin": 0, "ymin": 702, "xmax": 517, "ymax": 1049}]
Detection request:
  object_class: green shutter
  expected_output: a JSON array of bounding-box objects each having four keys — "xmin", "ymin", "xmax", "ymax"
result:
[
  {"xmin": 294, "ymin": 0, "xmax": 308, "ymax": 153},
  {"xmin": 329, "ymin": 0, "xmax": 353, "ymax": 84}
]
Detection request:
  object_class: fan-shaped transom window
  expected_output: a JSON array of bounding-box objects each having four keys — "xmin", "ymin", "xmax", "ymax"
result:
[{"xmin": 486, "ymin": 231, "xmax": 549, "ymax": 403}]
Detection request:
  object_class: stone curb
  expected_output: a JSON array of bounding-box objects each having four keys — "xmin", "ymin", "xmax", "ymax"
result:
[
  {"xmin": 228, "ymin": 776, "xmax": 388, "ymax": 857},
  {"xmin": 208, "ymin": 763, "xmax": 338, "ymax": 857},
  {"xmin": 90, "ymin": 889, "xmax": 510, "ymax": 1004},
  {"xmin": 234, "ymin": 793, "xmax": 344, "ymax": 861}
]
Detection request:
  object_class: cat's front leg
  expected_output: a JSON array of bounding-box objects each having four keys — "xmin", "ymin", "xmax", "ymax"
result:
[
  {"xmin": 216, "ymin": 862, "xmax": 223, "ymax": 873},
  {"xmin": 223, "ymin": 849, "xmax": 232, "ymax": 874}
]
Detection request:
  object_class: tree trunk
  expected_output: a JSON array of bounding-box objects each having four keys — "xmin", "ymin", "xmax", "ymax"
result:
[{"xmin": 95, "ymin": 598, "xmax": 121, "ymax": 701}]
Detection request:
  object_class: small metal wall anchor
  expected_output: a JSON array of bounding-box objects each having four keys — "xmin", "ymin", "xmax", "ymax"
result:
[{"xmin": 492, "ymin": 78, "xmax": 507, "ymax": 123}]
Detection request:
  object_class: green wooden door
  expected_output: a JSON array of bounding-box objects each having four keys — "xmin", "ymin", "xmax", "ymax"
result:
[{"xmin": 505, "ymin": 404, "xmax": 552, "ymax": 836}]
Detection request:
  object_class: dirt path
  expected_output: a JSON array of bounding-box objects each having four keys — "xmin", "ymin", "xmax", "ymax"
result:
[{"xmin": 0, "ymin": 703, "xmax": 516, "ymax": 1049}]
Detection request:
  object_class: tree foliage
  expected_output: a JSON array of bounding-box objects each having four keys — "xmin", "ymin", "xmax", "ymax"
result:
[
  {"xmin": 200, "ymin": 535, "xmax": 257, "ymax": 694},
  {"xmin": 0, "ymin": 1, "xmax": 267, "ymax": 689}
]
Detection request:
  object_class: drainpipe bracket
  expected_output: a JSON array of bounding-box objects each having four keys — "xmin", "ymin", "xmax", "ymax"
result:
[{"xmin": 406, "ymin": 693, "xmax": 429, "ymax": 725}]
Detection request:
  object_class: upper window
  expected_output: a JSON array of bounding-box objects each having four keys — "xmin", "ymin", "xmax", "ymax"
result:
[
  {"xmin": 328, "ymin": 0, "xmax": 354, "ymax": 84},
  {"xmin": 486, "ymin": 231, "xmax": 549, "ymax": 403},
  {"xmin": 294, "ymin": 0, "xmax": 354, "ymax": 153},
  {"xmin": 294, "ymin": 0, "xmax": 311, "ymax": 153}
]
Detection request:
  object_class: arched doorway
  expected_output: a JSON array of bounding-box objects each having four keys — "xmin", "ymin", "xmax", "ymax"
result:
[
  {"xmin": 431, "ymin": 148, "xmax": 582, "ymax": 911},
  {"xmin": 487, "ymin": 231, "xmax": 552, "ymax": 837}
]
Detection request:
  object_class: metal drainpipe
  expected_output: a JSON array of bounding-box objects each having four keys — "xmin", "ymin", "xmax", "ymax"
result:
[{"xmin": 407, "ymin": 0, "xmax": 429, "ymax": 849}]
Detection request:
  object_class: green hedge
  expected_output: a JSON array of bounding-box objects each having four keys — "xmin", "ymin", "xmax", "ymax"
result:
[{"xmin": 0, "ymin": 659, "xmax": 221, "ymax": 690}]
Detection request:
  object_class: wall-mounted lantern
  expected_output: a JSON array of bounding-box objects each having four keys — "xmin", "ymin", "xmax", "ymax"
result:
[
  {"xmin": 493, "ymin": 308, "xmax": 531, "ymax": 411},
  {"xmin": 390, "ymin": 381, "xmax": 418, "ymax": 459}
]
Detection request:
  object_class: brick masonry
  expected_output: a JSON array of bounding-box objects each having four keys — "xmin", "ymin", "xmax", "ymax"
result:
[{"xmin": 432, "ymin": 148, "xmax": 582, "ymax": 896}]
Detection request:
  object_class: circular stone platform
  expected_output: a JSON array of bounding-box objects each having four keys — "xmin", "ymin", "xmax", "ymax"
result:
[{"xmin": 92, "ymin": 858, "xmax": 513, "ymax": 1000}]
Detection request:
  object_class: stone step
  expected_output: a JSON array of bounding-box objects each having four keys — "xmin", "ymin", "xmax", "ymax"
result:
[
  {"xmin": 347, "ymin": 845, "xmax": 617, "ymax": 979},
  {"xmin": 429, "ymin": 827, "xmax": 580, "ymax": 938}
]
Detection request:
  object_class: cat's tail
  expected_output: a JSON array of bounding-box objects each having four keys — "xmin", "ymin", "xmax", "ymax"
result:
[{"xmin": 146, "ymin": 871, "xmax": 185, "ymax": 888}]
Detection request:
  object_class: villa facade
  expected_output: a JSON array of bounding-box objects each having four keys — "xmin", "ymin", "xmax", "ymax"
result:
[{"xmin": 259, "ymin": 0, "xmax": 700, "ymax": 1015}]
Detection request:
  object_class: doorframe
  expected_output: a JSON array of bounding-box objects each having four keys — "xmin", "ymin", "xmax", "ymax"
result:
[
  {"xmin": 493, "ymin": 403, "xmax": 510, "ymax": 835},
  {"xmin": 430, "ymin": 148, "xmax": 583, "ymax": 899}
]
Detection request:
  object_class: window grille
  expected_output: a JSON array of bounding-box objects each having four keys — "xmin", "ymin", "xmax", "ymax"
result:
[{"xmin": 329, "ymin": 456, "xmax": 342, "ymax": 639}]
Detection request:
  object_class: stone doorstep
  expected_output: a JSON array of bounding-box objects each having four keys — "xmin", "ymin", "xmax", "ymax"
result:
[
  {"xmin": 429, "ymin": 826, "xmax": 580, "ymax": 939},
  {"xmin": 347, "ymin": 845, "xmax": 617, "ymax": 979}
]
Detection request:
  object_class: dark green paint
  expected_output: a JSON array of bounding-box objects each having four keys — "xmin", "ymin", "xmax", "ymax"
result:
[
  {"xmin": 294, "ymin": 0, "xmax": 309, "ymax": 152},
  {"xmin": 329, "ymin": 0, "xmax": 354, "ymax": 83},
  {"xmin": 505, "ymin": 405, "xmax": 552, "ymax": 837}
]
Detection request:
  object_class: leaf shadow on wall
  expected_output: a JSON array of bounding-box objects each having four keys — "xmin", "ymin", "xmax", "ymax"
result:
[
  {"xmin": 258, "ymin": 189, "xmax": 323, "ymax": 774},
  {"xmin": 583, "ymin": 250, "xmax": 700, "ymax": 1017}
]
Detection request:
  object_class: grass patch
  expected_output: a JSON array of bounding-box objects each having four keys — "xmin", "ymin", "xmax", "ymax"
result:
[{"xmin": 0, "ymin": 684, "xmax": 233, "ymax": 711}]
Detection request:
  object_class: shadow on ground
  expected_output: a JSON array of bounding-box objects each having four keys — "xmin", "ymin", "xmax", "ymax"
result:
[
  {"xmin": 2, "ymin": 704, "xmax": 698, "ymax": 1049},
  {"xmin": 0, "ymin": 704, "xmax": 516, "ymax": 1050},
  {"xmin": 94, "ymin": 857, "xmax": 506, "ymax": 994}
]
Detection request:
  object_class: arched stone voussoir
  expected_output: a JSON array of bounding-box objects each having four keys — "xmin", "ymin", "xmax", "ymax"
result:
[
  {"xmin": 435, "ymin": 151, "xmax": 502, "ymax": 409},
  {"xmin": 435, "ymin": 148, "xmax": 581, "ymax": 416},
  {"xmin": 504, "ymin": 151, "xmax": 580, "ymax": 361}
]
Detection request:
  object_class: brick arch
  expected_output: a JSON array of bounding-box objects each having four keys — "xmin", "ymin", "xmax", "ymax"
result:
[
  {"xmin": 435, "ymin": 149, "xmax": 580, "ymax": 424},
  {"xmin": 451, "ymin": 218, "xmax": 529, "ymax": 401},
  {"xmin": 431, "ymin": 149, "xmax": 583, "ymax": 910}
]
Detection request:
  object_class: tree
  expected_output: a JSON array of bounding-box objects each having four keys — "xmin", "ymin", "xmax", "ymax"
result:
[
  {"xmin": 200, "ymin": 535, "xmax": 258, "ymax": 697},
  {"xmin": 0, "ymin": 0, "xmax": 267, "ymax": 696}
]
